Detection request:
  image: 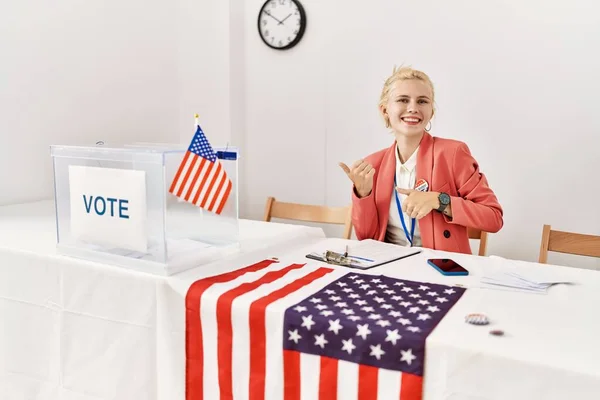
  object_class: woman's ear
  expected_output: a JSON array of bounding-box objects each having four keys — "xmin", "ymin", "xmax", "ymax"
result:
[
  {"xmin": 379, "ymin": 104, "xmax": 387, "ymax": 117},
  {"xmin": 379, "ymin": 104, "xmax": 390, "ymax": 127}
]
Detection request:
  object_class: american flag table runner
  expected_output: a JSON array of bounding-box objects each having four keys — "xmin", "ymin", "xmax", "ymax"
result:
[{"xmin": 185, "ymin": 259, "xmax": 465, "ymax": 400}]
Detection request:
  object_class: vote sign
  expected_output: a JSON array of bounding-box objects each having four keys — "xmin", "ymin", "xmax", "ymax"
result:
[{"xmin": 68, "ymin": 166, "xmax": 148, "ymax": 253}]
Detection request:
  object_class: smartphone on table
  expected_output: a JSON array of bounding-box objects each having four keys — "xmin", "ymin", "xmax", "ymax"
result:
[{"xmin": 427, "ymin": 258, "xmax": 469, "ymax": 276}]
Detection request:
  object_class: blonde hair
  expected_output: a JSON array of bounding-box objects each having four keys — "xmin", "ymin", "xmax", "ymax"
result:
[{"xmin": 379, "ymin": 66, "xmax": 435, "ymax": 128}]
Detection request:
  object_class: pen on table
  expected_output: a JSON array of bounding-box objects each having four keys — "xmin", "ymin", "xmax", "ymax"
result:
[
  {"xmin": 343, "ymin": 245, "xmax": 374, "ymax": 263},
  {"xmin": 348, "ymin": 255, "xmax": 375, "ymax": 262}
]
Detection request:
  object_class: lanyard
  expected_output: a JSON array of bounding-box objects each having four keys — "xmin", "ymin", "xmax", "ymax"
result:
[{"xmin": 394, "ymin": 174, "xmax": 416, "ymax": 246}]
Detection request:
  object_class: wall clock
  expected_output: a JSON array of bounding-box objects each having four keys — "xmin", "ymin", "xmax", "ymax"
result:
[{"xmin": 258, "ymin": 0, "xmax": 306, "ymax": 50}]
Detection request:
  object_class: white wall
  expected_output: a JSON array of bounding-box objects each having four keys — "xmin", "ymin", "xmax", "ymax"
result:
[
  {"xmin": 2, "ymin": 0, "xmax": 598, "ymax": 269},
  {"xmin": 241, "ymin": 0, "xmax": 600, "ymax": 269},
  {"xmin": 0, "ymin": 0, "xmax": 178, "ymax": 205}
]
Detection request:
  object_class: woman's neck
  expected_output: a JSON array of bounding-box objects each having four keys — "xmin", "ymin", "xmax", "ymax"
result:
[{"xmin": 395, "ymin": 132, "xmax": 424, "ymax": 163}]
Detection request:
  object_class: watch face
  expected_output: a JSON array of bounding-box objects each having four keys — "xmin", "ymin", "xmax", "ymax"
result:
[
  {"xmin": 258, "ymin": 0, "xmax": 306, "ymax": 50},
  {"xmin": 440, "ymin": 193, "xmax": 451, "ymax": 205}
]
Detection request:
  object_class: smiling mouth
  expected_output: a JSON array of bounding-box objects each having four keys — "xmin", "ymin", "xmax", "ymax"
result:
[{"xmin": 401, "ymin": 117, "xmax": 421, "ymax": 125}]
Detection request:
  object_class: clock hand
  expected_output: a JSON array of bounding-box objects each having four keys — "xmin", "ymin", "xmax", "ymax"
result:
[
  {"xmin": 263, "ymin": 10, "xmax": 283, "ymax": 24},
  {"xmin": 278, "ymin": 13, "xmax": 292, "ymax": 25}
]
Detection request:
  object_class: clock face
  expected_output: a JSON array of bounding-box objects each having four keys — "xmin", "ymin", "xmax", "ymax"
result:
[{"xmin": 258, "ymin": 0, "xmax": 306, "ymax": 50}]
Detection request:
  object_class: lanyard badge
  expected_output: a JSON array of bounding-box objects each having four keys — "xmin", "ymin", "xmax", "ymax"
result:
[
  {"xmin": 394, "ymin": 174, "xmax": 416, "ymax": 246},
  {"xmin": 394, "ymin": 176, "xmax": 429, "ymax": 246}
]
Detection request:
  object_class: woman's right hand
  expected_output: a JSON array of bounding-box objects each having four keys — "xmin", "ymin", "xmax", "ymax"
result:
[{"xmin": 339, "ymin": 160, "xmax": 375, "ymax": 198}]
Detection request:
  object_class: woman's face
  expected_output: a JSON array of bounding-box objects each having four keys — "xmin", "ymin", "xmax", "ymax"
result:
[{"xmin": 382, "ymin": 79, "xmax": 434, "ymax": 138}]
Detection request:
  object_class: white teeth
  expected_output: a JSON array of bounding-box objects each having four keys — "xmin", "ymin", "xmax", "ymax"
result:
[{"xmin": 402, "ymin": 118, "xmax": 420, "ymax": 122}]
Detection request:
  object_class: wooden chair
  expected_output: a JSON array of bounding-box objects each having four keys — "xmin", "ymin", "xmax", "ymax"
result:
[
  {"xmin": 263, "ymin": 197, "xmax": 353, "ymax": 239},
  {"xmin": 468, "ymin": 228, "xmax": 489, "ymax": 256},
  {"xmin": 538, "ymin": 224, "xmax": 600, "ymax": 264}
]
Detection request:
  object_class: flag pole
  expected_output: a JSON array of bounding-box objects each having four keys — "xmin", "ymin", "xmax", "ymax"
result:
[{"xmin": 193, "ymin": 113, "xmax": 204, "ymax": 216}]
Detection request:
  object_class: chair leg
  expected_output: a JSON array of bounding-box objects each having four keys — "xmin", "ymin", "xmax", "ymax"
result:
[
  {"xmin": 538, "ymin": 224, "xmax": 551, "ymax": 264},
  {"xmin": 263, "ymin": 197, "xmax": 275, "ymax": 222}
]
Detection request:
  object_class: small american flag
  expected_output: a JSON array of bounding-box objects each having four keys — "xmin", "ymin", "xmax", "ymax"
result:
[
  {"xmin": 185, "ymin": 259, "xmax": 465, "ymax": 400},
  {"xmin": 169, "ymin": 124, "xmax": 232, "ymax": 214}
]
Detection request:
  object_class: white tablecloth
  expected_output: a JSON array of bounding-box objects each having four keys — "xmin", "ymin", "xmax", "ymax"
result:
[
  {"xmin": 0, "ymin": 200, "xmax": 326, "ymax": 400},
  {"xmin": 164, "ymin": 239, "xmax": 600, "ymax": 400},
  {"xmin": 2, "ymin": 201, "xmax": 600, "ymax": 399}
]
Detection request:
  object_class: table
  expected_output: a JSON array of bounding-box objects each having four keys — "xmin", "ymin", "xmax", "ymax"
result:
[
  {"xmin": 0, "ymin": 200, "xmax": 326, "ymax": 400},
  {"xmin": 166, "ymin": 240, "xmax": 600, "ymax": 400},
  {"xmin": 3, "ymin": 201, "xmax": 600, "ymax": 399}
]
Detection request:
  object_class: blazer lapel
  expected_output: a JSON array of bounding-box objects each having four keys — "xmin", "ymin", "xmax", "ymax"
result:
[
  {"xmin": 416, "ymin": 132, "xmax": 435, "ymax": 248},
  {"xmin": 376, "ymin": 143, "xmax": 397, "ymax": 240}
]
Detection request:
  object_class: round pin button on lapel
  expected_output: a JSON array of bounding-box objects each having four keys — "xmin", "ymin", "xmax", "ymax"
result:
[{"xmin": 414, "ymin": 178, "xmax": 429, "ymax": 192}]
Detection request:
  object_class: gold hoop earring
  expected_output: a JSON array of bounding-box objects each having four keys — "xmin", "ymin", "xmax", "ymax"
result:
[
  {"xmin": 385, "ymin": 116, "xmax": 390, "ymax": 129},
  {"xmin": 425, "ymin": 121, "xmax": 432, "ymax": 132}
]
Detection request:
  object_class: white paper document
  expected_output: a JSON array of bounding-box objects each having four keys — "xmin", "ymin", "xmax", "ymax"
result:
[{"xmin": 480, "ymin": 271, "xmax": 573, "ymax": 294}]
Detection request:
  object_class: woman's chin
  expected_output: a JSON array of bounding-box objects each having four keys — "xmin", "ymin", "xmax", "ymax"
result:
[{"xmin": 392, "ymin": 126, "xmax": 424, "ymax": 137}]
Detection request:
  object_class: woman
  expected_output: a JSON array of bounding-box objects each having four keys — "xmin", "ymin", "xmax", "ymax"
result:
[{"xmin": 339, "ymin": 66, "xmax": 503, "ymax": 254}]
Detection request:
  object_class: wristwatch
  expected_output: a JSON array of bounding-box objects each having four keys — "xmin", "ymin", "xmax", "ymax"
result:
[{"xmin": 437, "ymin": 192, "xmax": 451, "ymax": 213}]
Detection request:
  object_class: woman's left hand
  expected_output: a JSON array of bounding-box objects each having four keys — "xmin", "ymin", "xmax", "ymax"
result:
[{"xmin": 396, "ymin": 188, "xmax": 440, "ymax": 219}]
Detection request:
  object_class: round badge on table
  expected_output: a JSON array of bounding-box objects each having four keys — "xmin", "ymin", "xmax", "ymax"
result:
[
  {"xmin": 464, "ymin": 313, "xmax": 489, "ymax": 326},
  {"xmin": 414, "ymin": 179, "xmax": 429, "ymax": 192}
]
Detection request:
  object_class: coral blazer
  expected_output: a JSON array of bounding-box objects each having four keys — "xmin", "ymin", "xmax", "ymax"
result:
[{"xmin": 351, "ymin": 132, "xmax": 503, "ymax": 254}]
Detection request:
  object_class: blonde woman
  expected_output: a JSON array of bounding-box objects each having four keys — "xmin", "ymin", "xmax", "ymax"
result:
[{"xmin": 340, "ymin": 67, "xmax": 503, "ymax": 254}]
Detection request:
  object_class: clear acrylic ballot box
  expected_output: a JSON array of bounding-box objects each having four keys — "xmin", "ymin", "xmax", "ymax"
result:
[{"xmin": 50, "ymin": 143, "xmax": 240, "ymax": 275}]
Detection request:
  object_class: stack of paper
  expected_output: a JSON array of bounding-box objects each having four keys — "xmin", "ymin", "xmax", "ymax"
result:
[{"xmin": 480, "ymin": 271, "xmax": 572, "ymax": 294}]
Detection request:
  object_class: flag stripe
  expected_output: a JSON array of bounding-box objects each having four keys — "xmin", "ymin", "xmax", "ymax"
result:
[
  {"xmin": 283, "ymin": 350, "xmax": 301, "ymax": 400},
  {"xmin": 337, "ymin": 359, "xmax": 359, "ymax": 399},
  {"xmin": 201, "ymin": 162, "xmax": 223, "ymax": 208},
  {"xmin": 217, "ymin": 264, "xmax": 306, "ymax": 400},
  {"xmin": 183, "ymin": 156, "xmax": 202, "ymax": 200},
  {"xmin": 197, "ymin": 161, "xmax": 219, "ymax": 207},
  {"xmin": 248, "ymin": 267, "xmax": 334, "ymax": 400},
  {"xmin": 358, "ymin": 364, "xmax": 378, "ymax": 400},
  {"xmin": 300, "ymin": 352, "xmax": 320, "ymax": 400},
  {"xmin": 216, "ymin": 180, "xmax": 233, "ymax": 215},
  {"xmin": 185, "ymin": 259, "xmax": 278, "ymax": 400},
  {"xmin": 184, "ymin": 157, "xmax": 206, "ymax": 201},
  {"xmin": 318, "ymin": 356, "xmax": 338, "ymax": 400},
  {"xmin": 211, "ymin": 166, "xmax": 230, "ymax": 212},
  {"xmin": 169, "ymin": 150, "xmax": 191, "ymax": 193},
  {"xmin": 208, "ymin": 168, "xmax": 228, "ymax": 211},
  {"xmin": 204, "ymin": 165, "xmax": 224, "ymax": 209},
  {"xmin": 177, "ymin": 155, "xmax": 198, "ymax": 197},
  {"xmin": 192, "ymin": 160, "xmax": 213, "ymax": 205},
  {"xmin": 194, "ymin": 161, "xmax": 217, "ymax": 206},
  {"xmin": 400, "ymin": 374, "xmax": 423, "ymax": 400},
  {"xmin": 377, "ymin": 366, "xmax": 401, "ymax": 400}
]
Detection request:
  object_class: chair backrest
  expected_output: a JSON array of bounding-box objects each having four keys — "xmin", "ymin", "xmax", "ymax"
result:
[
  {"xmin": 468, "ymin": 228, "xmax": 488, "ymax": 256},
  {"xmin": 538, "ymin": 224, "xmax": 600, "ymax": 264},
  {"xmin": 263, "ymin": 197, "xmax": 353, "ymax": 239}
]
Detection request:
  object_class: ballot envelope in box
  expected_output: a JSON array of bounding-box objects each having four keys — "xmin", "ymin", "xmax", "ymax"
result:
[{"xmin": 50, "ymin": 142, "xmax": 240, "ymax": 276}]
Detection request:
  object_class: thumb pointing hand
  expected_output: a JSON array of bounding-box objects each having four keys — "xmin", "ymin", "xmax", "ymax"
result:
[{"xmin": 338, "ymin": 162, "xmax": 351, "ymax": 176}]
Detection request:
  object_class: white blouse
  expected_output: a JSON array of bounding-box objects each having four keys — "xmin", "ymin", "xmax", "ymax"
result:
[{"xmin": 385, "ymin": 145, "xmax": 422, "ymax": 247}]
